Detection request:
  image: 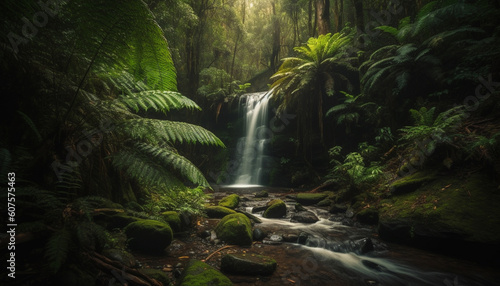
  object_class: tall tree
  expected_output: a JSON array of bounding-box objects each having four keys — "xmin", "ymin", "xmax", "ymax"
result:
[
  {"xmin": 352, "ymin": 0, "xmax": 364, "ymax": 30},
  {"xmin": 316, "ymin": 0, "xmax": 331, "ymax": 35}
]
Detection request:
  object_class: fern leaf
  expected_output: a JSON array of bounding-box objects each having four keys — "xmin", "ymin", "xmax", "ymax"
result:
[
  {"xmin": 45, "ymin": 229, "xmax": 72, "ymax": 273},
  {"xmin": 119, "ymin": 119, "xmax": 225, "ymax": 147},
  {"xmin": 116, "ymin": 90, "xmax": 200, "ymax": 113}
]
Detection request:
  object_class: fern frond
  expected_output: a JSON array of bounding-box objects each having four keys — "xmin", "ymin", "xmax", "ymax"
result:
[
  {"xmin": 119, "ymin": 119, "xmax": 225, "ymax": 147},
  {"xmin": 17, "ymin": 111, "xmax": 43, "ymax": 143},
  {"xmin": 45, "ymin": 229, "xmax": 72, "ymax": 273},
  {"xmin": 116, "ymin": 90, "xmax": 200, "ymax": 113}
]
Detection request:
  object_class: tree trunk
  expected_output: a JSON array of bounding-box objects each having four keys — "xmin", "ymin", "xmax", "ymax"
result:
[
  {"xmin": 352, "ymin": 0, "xmax": 364, "ymax": 31},
  {"xmin": 316, "ymin": 0, "xmax": 331, "ymax": 35},
  {"xmin": 270, "ymin": 1, "xmax": 281, "ymax": 71},
  {"xmin": 308, "ymin": 0, "xmax": 314, "ymax": 37}
]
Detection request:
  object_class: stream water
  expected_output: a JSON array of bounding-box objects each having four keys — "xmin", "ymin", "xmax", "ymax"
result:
[{"xmin": 214, "ymin": 188, "xmax": 500, "ymax": 286}]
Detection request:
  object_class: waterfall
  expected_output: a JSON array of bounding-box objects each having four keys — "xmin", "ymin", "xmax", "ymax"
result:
[{"xmin": 232, "ymin": 91, "xmax": 271, "ymax": 186}]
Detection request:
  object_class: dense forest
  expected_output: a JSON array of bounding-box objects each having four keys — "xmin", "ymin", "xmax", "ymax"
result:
[{"xmin": 1, "ymin": 0, "xmax": 500, "ymax": 285}]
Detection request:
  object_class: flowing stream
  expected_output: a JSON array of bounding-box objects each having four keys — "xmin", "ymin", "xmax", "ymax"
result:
[
  {"xmin": 232, "ymin": 92, "xmax": 271, "ymax": 186},
  {"xmin": 215, "ymin": 189, "xmax": 499, "ymax": 286}
]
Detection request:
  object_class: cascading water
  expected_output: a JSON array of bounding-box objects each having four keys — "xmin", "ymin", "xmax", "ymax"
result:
[{"xmin": 232, "ymin": 91, "xmax": 271, "ymax": 186}]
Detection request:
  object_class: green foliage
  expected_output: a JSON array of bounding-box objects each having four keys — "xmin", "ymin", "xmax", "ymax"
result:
[
  {"xmin": 143, "ymin": 187, "xmax": 208, "ymax": 216},
  {"xmin": 326, "ymin": 92, "xmax": 379, "ymax": 134},
  {"xmin": 45, "ymin": 229, "xmax": 72, "ymax": 273}
]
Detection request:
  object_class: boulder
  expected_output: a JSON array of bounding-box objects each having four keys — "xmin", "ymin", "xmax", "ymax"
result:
[
  {"xmin": 139, "ymin": 269, "xmax": 170, "ymax": 285},
  {"xmin": 221, "ymin": 253, "xmax": 277, "ymax": 276},
  {"xmin": 178, "ymin": 259, "xmax": 232, "ymax": 286},
  {"xmin": 291, "ymin": 211, "xmax": 320, "ymax": 223},
  {"xmin": 389, "ymin": 171, "xmax": 437, "ymax": 195},
  {"xmin": 329, "ymin": 204, "xmax": 348, "ymax": 214},
  {"xmin": 255, "ymin": 190, "xmax": 269, "ymax": 198},
  {"xmin": 356, "ymin": 208, "xmax": 379, "ymax": 225},
  {"xmin": 252, "ymin": 228, "xmax": 266, "ymax": 241},
  {"xmin": 317, "ymin": 199, "xmax": 332, "ymax": 207},
  {"xmin": 161, "ymin": 211, "xmax": 182, "ymax": 232},
  {"xmin": 218, "ymin": 194, "xmax": 240, "ymax": 209},
  {"xmin": 295, "ymin": 193, "xmax": 327, "ymax": 205},
  {"xmin": 263, "ymin": 199, "xmax": 286, "ymax": 218},
  {"xmin": 294, "ymin": 203, "xmax": 307, "ymax": 212},
  {"xmin": 205, "ymin": 206, "xmax": 237, "ymax": 218},
  {"xmin": 124, "ymin": 220, "xmax": 173, "ymax": 253},
  {"xmin": 214, "ymin": 213, "xmax": 253, "ymax": 246}
]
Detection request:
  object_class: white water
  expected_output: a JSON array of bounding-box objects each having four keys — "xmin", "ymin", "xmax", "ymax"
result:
[{"xmin": 232, "ymin": 91, "xmax": 271, "ymax": 186}]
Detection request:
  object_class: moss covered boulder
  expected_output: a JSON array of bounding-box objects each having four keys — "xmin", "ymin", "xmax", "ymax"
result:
[
  {"xmin": 263, "ymin": 199, "xmax": 287, "ymax": 218},
  {"xmin": 389, "ymin": 170, "xmax": 437, "ymax": 195},
  {"xmin": 215, "ymin": 213, "xmax": 253, "ymax": 246},
  {"xmin": 124, "ymin": 220, "xmax": 173, "ymax": 253},
  {"xmin": 161, "ymin": 211, "xmax": 182, "ymax": 232},
  {"xmin": 178, "ymin": 259, "xmax": 232, "ymax": 286},
  {"xmin": 296, "ymin": 193, "xmax": 328, "ymax": 205},
  {"xmin": 379, "ymin": 172, "xmax": 500, "ymax": 260},
  {"xmin": 205, "ymin": 206, "xmax": 237, "ymax": 218},
  {"xmin": 356, "ymin": 208, "xmax": 379, "ymax": 225},
  {"xmin": 218, "ymin": 194, "xmax": 240, "ymax": 209},
  {"xmin": 104, "ymin": 213, "xmax": 142, "ymax": 229},
  {"xmin": 221, "ymin": 253, "xmax": 277, "ymax": 275},
  {"xmin": 255, "ymin": 190, "xmax": 269, "ymax": 198}
]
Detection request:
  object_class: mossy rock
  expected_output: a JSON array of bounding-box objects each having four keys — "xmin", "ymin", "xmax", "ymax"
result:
[
  {"xmin": 317, "ymin": 199, "xmax": 332, "ymax": 207},
  {"xmin": 221, "ymin": 253, "xmax": 277, "ymax": 275},
  {"xmin": 205, "ymin": 206, "xmax": 237, "ymax": 218},
  {"xmin": 356, "ymin": 208, "xmax": 379, "ymax": 225},
  {"xmin": 255, "ymin": 190, "xmax": 269, "ymax": 198},
  {"xmin": 161, "ymin": 211, "xmax": 182, "ymax": 232},
  {"xmin": 215, "ymin": 213, "xmax": 253, "ymax": 246},
  {"xmin": 263, "ymin": 199, "xmax": 286, "ymax": 218},
  {"xmin": 218, "ymin": 194, "xmax": 240, "ymax": 209},
  {"xmin": 379, "ymin": 172, "xmax": 500, "ymax": 258},
  {"xmin": 178, "ymin": 259, "xmax": 232, "ymax": 286},
  {"xmin": 295, "ymin": 193, "xmax": 328, "ymax": 205},
  {"xmin": 124, "ymin": 220, "xmax": 173, "ymax": 253},
  {"xmin": 389, "ymin": 170, "xmax": 438, "ymax": 195},
  {"xmin": 139, "ymin": 269, "xmax": 170, "ymax": 285}
]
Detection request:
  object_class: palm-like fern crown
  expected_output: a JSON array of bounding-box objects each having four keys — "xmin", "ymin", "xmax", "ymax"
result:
[{"xmin": 1, "ymin": 0, "xmax": 224, "ymax": 194}]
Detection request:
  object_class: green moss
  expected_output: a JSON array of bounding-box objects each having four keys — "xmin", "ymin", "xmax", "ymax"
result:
[
  {"xmin": 124, "ymin": 220, "xmax": 173, "ymax": 253},
  {"xmin": 161, "ymin": 211, "xmax": 182, "ymax": 232},
  {"xmin": 390, "ymin": 170, "xmax": 438, "ymax": 195},
  {"xmin": 215, "ymin": 213, "xmax": 253, "ymax": 246},
  {"xmin": 296, "ymin": 193, "xmax": 328, "ymax": 205},
  {"xmin": 255, "ymin": 190, "xmax": 269, "ymax": 198},
  {"xmin": 205, "ymin": 206, "xmax": 237, "ymax": 218},
  {"xmin": 263, "ymin": 199, "xmax": 286, "ymax": 218},
  {"xmin": 178, "ymin": 259, "xmax": 232, "ymax": 286},
  {"xmin": 218, "ymin": 194, "xmax": 240, "ymax": 209},
  {"xmin": 140, "ymin": 269, "xmax": 170, "ymax": 285},
  {"xmin": 379, "ymin": 172, "xmax": 500, "ymax": 243}
]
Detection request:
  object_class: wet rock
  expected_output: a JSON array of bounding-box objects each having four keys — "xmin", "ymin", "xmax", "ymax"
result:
[
  {"xmin": 263, "ymin": 199, "xmax": 287, "ymax": 218},
  {"xmin": 205, "ymin": 206, "xmax": 237, "ymax": 218},
  {"xmin": 179, "ymin": 211, "xmax": 191, "ymax": 227},
  {"xmin": 365, "ymin": 279, "xmax": 379, "ymax": 285},
  {"xmin": 329, "ymin": 204, "xmax": 348, "ymax": 214},
  {"xmin": 178, "ymin": 259, "xmax": 232, "ymax": 286},
  {"xmin": 102, "ymin": 249, "xmax": 136, "ymax": 267},
  {"xmin": 353, "ymin": 237, "xmax": 374, "ymax": 254},
  {"xmin": 283, "ymin": 234, "xmax": 299, "ymax": 243},
  {"xmin": 161, "ymin": 211, "xmax": 182, "ymax": 232},
  {"xmin": 214, "ymin": 213, "xmax": 253, "ymax": 246},
  {"xmin": 362, "ymin": 260, "xmax": 385, "ymax": 272},
  {"xmin": 345, "ymin": 208, "xmax": 355, "ymax": 218},
  {"xmin": 218, "ymin": 194, "xmax": 240, "ymax": 209},
  {"xmin": 255, "ymin": 190, "xmax": 269, "ymax": 198},
  {"xmin": 295, "ymin": 193, "xmax": 328, "ymax": 205},
  {"xmin": 298, "ymin": 232, "xmax": 309, "ymax": 245},
  {"xmin": 252, "ymin": 205, "xmax": 268, "ymax": 213},
  {"xmin": 356, "ymin": 208, "xmax": 379, "ymax": 225},
  {"xmin": 221, "ymin": 253, "xmax": 277, "ymax": 276},
  {"xmin": 237, "ymin": 210, "xmax": 262, "ymax": 223},
  {"xmin": 198, "ymin": 230, "xmax": 211, "ymax": 239},
  {"xmin": 341, "ymin": 218, "xmax": 354, "ymax": 226},
  {"xmin": 291, "ymin": 211, "xmax": 320, "ymax": 223},
  {"xmin": 124, "ymin": 220, "xmax": 173, "ymax": 253},
  {"xmin": 253, "ymin": 228, "xmax": 266, "ymax": 241},
  {"xmin": 294, "ymin": 203, "xmax": 307, "ymax": 212},
  {"xmin": 139, "ymin": 269, "xmax": 169, "ymax": 285},
  {"xmin": 317, "ymin": 199, "xmax": 332, "ymax": 207},
  {"xmin": 269, "ymin": 234, "xmax": 283, "ymax": 242}
]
